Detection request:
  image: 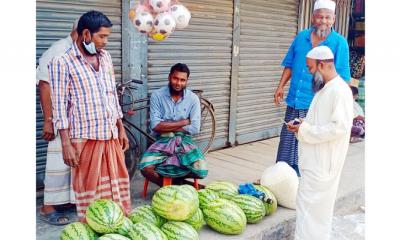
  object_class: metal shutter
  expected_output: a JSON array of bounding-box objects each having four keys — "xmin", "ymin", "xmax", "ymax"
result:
[
  {"xmin": 147, "ymin": 0, "xmax": 234, "ymax": 150},
  {"xmin": 36, "ymin": 0, "xmax": 122, "ymax": 189},
  {"xmin": 236, "ymin": 0, "xmax": 299, "ymax": 144}
]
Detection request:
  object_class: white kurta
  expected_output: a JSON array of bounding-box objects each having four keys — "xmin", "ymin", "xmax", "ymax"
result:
[
  {"xmin": 36, "ymin": 35, "xmax": 75, "ymax": 204},
  {"xmin": 294, "ymin": 76, "xmax": 353, "ymax": 240}
]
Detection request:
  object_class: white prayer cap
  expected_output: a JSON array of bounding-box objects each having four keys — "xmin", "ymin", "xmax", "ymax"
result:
[
  {"xmin": 306, "ymin": 46, "xmax": 334, "ymax": 60},
  {"xmin": 314, "ymin": 0, "xmax": 336, "ymax": 12}
]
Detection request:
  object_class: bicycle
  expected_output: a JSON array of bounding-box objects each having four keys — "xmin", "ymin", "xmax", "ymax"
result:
[{"xmin": 117, "ymin": 79, "xmax": 216, "ymax": 179}]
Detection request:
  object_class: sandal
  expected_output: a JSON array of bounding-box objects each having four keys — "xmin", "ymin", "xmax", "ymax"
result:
[{"xmin": 40, "ymin": 211, "xmax": 71, "ymax": 226}]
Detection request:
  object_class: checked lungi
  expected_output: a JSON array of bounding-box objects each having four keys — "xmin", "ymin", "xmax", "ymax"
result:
[
  {"xmin": 139, "ymin": 132, "xmax": 208, "ymax": 179},
  {"xmin": 276, "ymin": 106, "xmax": 308, "ymax": 176},
  {"xmin": 71, "ymin": 138, "xmax": 131, "ymax": 220}
]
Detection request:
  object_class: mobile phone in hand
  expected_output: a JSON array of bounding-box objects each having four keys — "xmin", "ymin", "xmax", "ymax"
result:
[{"xmin": 292, "ymin": 118, "xmax": 301, "ymax": 125}]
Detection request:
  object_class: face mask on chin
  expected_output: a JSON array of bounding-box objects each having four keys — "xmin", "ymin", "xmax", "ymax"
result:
[
  {"xmin": 83, "ymin": 34, "xmax": 97, "ymax": 55},
  {"xmin": 312, "ymin": 70, "xmax": 325, "ymax": 93}
]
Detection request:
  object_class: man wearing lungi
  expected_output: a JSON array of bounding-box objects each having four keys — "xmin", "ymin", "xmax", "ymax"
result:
[
  {"xmin": 274, "ymin": 0, "xmax": 351, "ymax": 176},
  {"xmin": 37, "ymin": 20, "xmax": 78, "ymax": 225},
  {"xmin": 139, "ymin": 63, "xmax": 208, "ymax": 186},
  {"xmin": 49, "ymin": 10, "xmax": 131, "ymax": 220}
]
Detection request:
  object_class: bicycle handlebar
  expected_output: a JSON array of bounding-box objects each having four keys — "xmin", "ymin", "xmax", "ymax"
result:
[{"xmin": 123, "ymin": 78, "xmax": 143, "ymax": 86}]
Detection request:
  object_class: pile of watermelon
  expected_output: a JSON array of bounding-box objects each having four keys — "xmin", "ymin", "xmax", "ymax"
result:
[{"xmin": 60, "ymin": 181, "xmax": 278, "ymax": 239}]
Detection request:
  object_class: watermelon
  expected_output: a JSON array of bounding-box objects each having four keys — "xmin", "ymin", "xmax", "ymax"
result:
[
  {"xmin": 202, "ymin": 198, "xmax": 246, "ymax": 235},
  {"xmin": 161, "ymin": 221, "xmax": 199, "ymax": 240},
  {"xmin": 86, "ymin": 199, "xmax": 124, "ymax": 234},
  {"xmin": 98, "ymin": 234, "xmax": 130, "ymax": 240},
  {"xmin": 231, "ymin": 194, "xmax": 266, "ymax": 223},
  {"xmin": 152, "ymin": 185, "xmax": 198, "ymax": 221},
  {"xmin": 205, "ymin": 181, "xmax": 238, "ymax": 200},
  {"xmin": 254, "ymin": 185, "xmax": 278, "ymax": 216},
  {"xmin": 128, "ymin": 221, "xmax": 168, "ymax": 240},
  {"xmin": 184, "ymin": 208, "xmax": 205, "ymax": 231},
  {"xmin": 197, "ymin": 189, "xmax": 219, "ymax": 209},
  {"xmin": 116, "ymin": 216, "xmax": 134, "ymax": 237},
  {"xmin": 129, "ymin": 205, "xmax": 166, "ymax": 228},
  {"xmin": 60, "ymin": 222, "xmax": 97, "ymax": 240}
]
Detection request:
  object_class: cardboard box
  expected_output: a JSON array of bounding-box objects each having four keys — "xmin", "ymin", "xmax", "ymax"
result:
[
  {"xmin": 350, "ymin": 78, "xmax": 360, "ymax": 88},
  {"xmin": 354, "ymin": 36, "xmax": 365, "ymax": 47},
  {"xmin": 355, "ymin": 21, "xmax": 365, "ymax": 31}
]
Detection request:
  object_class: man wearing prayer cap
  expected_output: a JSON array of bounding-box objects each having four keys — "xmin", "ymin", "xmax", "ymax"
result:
[
  {"xmin": 287, "ymin": 46, "xmax": 353, "ymax": 240},
  {"xmin": 274, "ymin": 0, "xmax": 350, "ymax": 177}
]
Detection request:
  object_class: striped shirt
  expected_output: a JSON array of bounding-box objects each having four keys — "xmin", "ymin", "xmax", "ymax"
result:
[{"xmin": 49, "ymin": 42, "xmax": 123, "ymax": 140}]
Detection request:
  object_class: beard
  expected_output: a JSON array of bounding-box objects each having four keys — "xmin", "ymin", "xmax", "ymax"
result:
[
  {"xmin": 168, "ymin": 83, "xmax": 186, "ymax": 95},
  {"xmin": 312, "ymin": 70, "xmax": 325, "ymax": 93},
  {"xmin": 313, "ymin": 25, "xmax": 332, "ymax": 39}
]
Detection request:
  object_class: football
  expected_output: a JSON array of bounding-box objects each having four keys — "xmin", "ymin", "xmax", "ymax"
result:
[
  {"xmin": 149, "ymin": 0, "xmax": 171, "ymax": 13},
  {"xmin": 169, "ymin": 4, "xmax": 191, "ymax": 29},
  {"xmin": 154, "ymin": 12, "xmax": 176, "ymax": 35},
  {"xmin": 133, "ymin": 11, "xmax": 154, "ymax": 34}
]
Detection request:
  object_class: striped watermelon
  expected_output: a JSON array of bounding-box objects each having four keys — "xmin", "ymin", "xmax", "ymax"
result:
[
  {"xmin": 98, "ymin": 234, "xmax": 130, "ymax": 240},
  {"xmin": 116, "ymin": 216, "xmax": 134, "ymax": 237},
  {"xmin": 231, "ymin": 194, "xmax": 266, "ymax": 223},
  {"xmin": 86, "ymin": 199, "xmax": 124, "ymax": 234},
  {"xmin": 60, "ymin": 222, "xmax": 97, "ymax": 240},
  {"xmin": 184, "ymin": 208, "xmax": 205, "ymax": 231},
  {"xmin": 202, "ymin": 198, "xmax": 246, "ymax": 235},
  {"xmin": 181, "ymin": 185, "xmax": 199, "ymax": 206},
  {"xmin": 161, "ymin": 221, "xmax": 199, "ymax": 240},
  {"xmin": 198, "ymin": 189, "xmax": 219, "ymax": 209},
  {"xmin": 254, "ymin": 185, "xmax": 278, "ymax": 216},
  {"xmin": 152, "ymin": 185, "xmax": 198, "ymax": 221},
  {"xmin": 205, "ymin": 181, "xmax": 238, "ymax": 200},
  {"xmin": 129, "ymin": 205, "xmax": 166, "ymax": 228},
  {"xmin": 128, "ymin": 221, "xmax": 167, "ymax": 240}
]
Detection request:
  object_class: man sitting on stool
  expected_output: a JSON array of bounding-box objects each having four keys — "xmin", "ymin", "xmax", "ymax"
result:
[{"xmin": 139, "ymin": 63, "xmax": 208, "ymax": 186}]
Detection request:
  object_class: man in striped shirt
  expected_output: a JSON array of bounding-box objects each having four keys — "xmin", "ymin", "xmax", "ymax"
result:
[{"xmin": 49, "ymin": 11, "xmax": 131, "ymax": 220}]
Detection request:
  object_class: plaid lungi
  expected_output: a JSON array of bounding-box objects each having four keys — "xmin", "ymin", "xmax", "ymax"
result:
[
  {"xmin": 276, "ymin": 106, "xmax": 308, "ymax": 176},
  {"xmin": 71, "ymin": 139, "xmax": 131, "ymax": 220},
  {"xmin": 44, "ymin": 135, "xmax": 75, "ymax": 205},
  {"xmin": 139, "ymin": 132, "xmax": 208, "ymax": 178}
]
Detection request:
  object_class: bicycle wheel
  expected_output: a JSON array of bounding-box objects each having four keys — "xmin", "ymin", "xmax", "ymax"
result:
[
  {"xmin": 124, "ymin": 125, "xmax": 140, "ymax": 180},
  {"xmin": 194, "ymin": 98, "xmax": 216, "ymax": 154}
]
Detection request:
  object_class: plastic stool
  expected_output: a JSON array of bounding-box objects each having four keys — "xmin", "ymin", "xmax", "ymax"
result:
[{"xmin": 142, "ymin": 177, "xmax": 199, "ymax": 199}]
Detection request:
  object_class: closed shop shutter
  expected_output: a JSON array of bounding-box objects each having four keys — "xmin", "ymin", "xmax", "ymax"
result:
[
  {"xmin": 147, "ymin": 0, "xmax": 233, "ymax": 150},
  {"xmin": 236, "ymin": 0, "xmax": 299, "ymax": 144},
  {"xmin": 36, "ymin": 0, "xmax": 122, "ymax": 189}
]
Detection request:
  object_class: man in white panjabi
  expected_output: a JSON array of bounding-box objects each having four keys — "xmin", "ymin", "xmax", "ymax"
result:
[{"xmin": 286, "ymin": 46, "xmax": 353, "ymax": 240}]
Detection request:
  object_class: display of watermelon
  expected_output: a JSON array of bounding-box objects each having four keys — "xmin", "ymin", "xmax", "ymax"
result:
[
  {"xmin": 198, "ymin": 189, "xmax": 219, "ymax": 209},
  {"xmin": 231, "ymin": 194, "xmax": 266, "ymax": 223},
  {"xmin": 161, "ymin": 221, "xmax": 199, "ymax": 240},
  {"xmin": 86, "ymin": 199, "xmax": 124, "ymax": 234},
  {"xmin": 152, "ymin": 185, "xmax": 198, "ymax": 221},
  {"xmin": 129, "ymin": 204, "xmax": 166, "ymax": 228},
  {"xmin": 254, "ymin": 185, "xmax": 278, "ymax": 216},
  {"xmin": 184, "ymin": 208, "xmax": 205, "ymax": 231},
  {"xmin": 205, "ymin": 181, "xmax": 238, "ymax": 200},
  {"xmin": 98, "ymin": 234, "xmax": 130, "ymax": 240},
  {"xmin": 202, "ymin": 198, "xmax": 246, "ymax": 235},
  {"xmin": 116, "ymin": 216, "xmax": 134, "ymax": 237},
  {"xmin": 60, "ymin": 222, "xmax": 97, "ymax": 240},
  {"xmin": 128, "ymin": 221, "xmax": 168, "ymax": 240}
]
